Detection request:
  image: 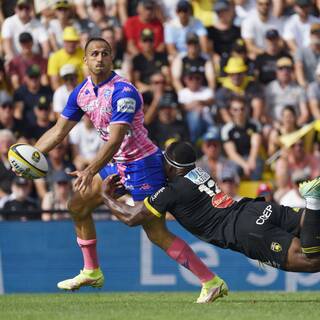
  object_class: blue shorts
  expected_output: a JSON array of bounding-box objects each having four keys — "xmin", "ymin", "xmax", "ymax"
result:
[{"xmin": 99, "ymin": 149, "xmax": 166, "ymax": 201}]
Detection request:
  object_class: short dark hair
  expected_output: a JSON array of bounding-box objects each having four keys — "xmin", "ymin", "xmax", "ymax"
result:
[
  {"xmin": 84, "ymin": 37, "xmax": 112, "ymax": 54},
  {"xmin": 165, "ymin": 142, "xmax": 196, "ymax": 169},
  {"xmin": 282, "ymin": 105, "xmax": 297, "ymax": 116},
  {"xmin": 229, "ymin": 95, "xmax": 246, "ymax": 106}
]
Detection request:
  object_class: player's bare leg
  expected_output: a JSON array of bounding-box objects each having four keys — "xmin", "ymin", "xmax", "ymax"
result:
[
  {"xmin": 142, "ymin": 215, "xmax": 228, "ymax": 303},
  {"xmin": 57, "ymin": 174, "xmax": 104, "ymax": 291}
]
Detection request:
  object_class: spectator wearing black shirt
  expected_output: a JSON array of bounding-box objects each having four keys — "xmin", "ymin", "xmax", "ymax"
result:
[
  {"xmin": 0, "ymin": 101, "xmax": 28, "ymax": 141},
  {"xmin": 207, "ymin": 0, "xmax": 240, "ymax": 66},
  {"xmin": 13, "ymin": 64, "xmax": 53, "ymax": 125},
  {"xmin": 132, "ymin": 28, "xmax": 170, "ymax": 93},
  {"xmin": 255, "ymin": 29, "xmax": 291, "ymax": 85},
  {"xmin": 221, "ymin": 96, "xmax": 264, "ymax": 180},
  {"xmin": 26, "ymin": 96, "xmax": 55, "ymax": 142},
  {"xmin": 1, "ymin": 177, "xmax": 40, "ymax": 221},
  {"xmin": 148, "ymin": 91, "xmax": 190, "ymax": 149}
]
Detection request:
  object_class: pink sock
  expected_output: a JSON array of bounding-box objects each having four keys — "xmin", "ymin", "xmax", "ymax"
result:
[
  {"xmin": 77, "ymin": 237, "xmax": 99, "ymax": 270},
  {"xmin": 166, "ymin": 237, "xmax": 215, "ymax": 283}
]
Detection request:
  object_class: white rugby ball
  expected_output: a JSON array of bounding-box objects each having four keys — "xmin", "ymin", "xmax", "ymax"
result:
[{"xmin": 8, "ymin": 143, "xmax": 48, "ymax": 179}]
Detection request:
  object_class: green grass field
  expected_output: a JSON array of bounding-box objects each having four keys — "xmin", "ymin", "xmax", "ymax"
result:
[{"xmin": 0, "ymin": 292, "xmax": 319, "ymax": 320}]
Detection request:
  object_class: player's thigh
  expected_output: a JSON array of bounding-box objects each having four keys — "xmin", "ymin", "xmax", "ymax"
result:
[{"xmin": 69, "ymin": 174, "xmax": 103, "ymax": 212}]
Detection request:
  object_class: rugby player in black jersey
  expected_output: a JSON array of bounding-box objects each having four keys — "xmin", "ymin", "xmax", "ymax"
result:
[{"xmin": 103, "ymin": 142, "xmax": 320, "ymax": 285}]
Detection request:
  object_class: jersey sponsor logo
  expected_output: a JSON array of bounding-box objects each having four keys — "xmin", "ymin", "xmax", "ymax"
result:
[
  {"xmin": 82, "ymin": 100, "xmax": 97, "ymax": 112},
  {"xmin": 150, "ymin": 187, "xmax": 165, "ymax": 201},
  {"xmin": 271, "ymin": 242, "xmax": 282, "ymax": 252},
  {"xmin": 117, "ymin": 98, "xmax": 136, "ymax": 113},
  {"xmin": 122, "ymin": 86, "xmax": 132, "ymax": 93},
  {"xmin": 104, "ymin": 89, "xmax": 112, "ymax": 99},
  {"xmin": 256, "ymin": 205, "xmax": 273, "ymax": 225},
  {"xmin": 185, "ymin": 168, "xmax": 210, "ymax": 185},
  {"xmin": 211, "ymin": 192, "xmax": 234, "ymax": 208}
]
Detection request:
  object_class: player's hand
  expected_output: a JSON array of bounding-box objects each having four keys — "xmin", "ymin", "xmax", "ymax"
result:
[
  {"xmin": 11, "ymin": 167, "xmax": 23, "ymax": 177},
  {"xmin": 69, "ymin": 169, "xmax": 94, "ymax": 193},
  {"xmin": 102, "ymin": 174, "xmax": 123, "ymax": 199}
]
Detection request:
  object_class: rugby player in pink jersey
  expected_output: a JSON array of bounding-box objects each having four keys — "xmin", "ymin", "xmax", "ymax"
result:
[{"xmin": 30, "ymin": 38, "xmax": 226, "ymax": 303}]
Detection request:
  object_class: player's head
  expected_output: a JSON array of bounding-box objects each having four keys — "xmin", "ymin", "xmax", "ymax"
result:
[
  {"xmin": 84, "ymin": 37, "xmax": 113, "ymax": 77},
  {"xmin": 164, "ymin": 141, "xmax": 196, "ymax": 178}
]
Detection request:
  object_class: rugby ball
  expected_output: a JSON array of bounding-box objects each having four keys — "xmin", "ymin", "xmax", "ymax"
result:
[{"xmin": 8, "ymin": 143, "xmax": 48, "ymax": 179}]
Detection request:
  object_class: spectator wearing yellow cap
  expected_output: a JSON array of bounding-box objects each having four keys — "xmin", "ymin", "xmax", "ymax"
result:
[
  {"xmin": 47, "ymin": 26, "xmax": 85, "ymax": 90},
  {"xmin": 215, "ymin": 56, "xmax": 264, "ymax": 124},
  {"xmin": 1, "ymin": 0, "xmax": 50, "ymax": 61},
  {"xmin": 265, "ymin": 56, "xmax": 309, "ymax": 126}
]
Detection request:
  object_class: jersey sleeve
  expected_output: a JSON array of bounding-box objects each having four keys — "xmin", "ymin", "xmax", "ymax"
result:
[
  {"xmin": 110, "ymin": 81, "xmax": 142, "ymax": 124},
  {"xmin": 61, "ymin": 80, "xmax": 86, "ymax": 122},
  {"xmin": 144, "ymin": 186, "xmax": 175, "ymax": 218}
]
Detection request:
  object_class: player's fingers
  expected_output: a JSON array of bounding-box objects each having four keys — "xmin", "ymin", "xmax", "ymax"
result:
[{"xmin": 68, "ymin": 171, "xmax": 79, "ymax": 177}]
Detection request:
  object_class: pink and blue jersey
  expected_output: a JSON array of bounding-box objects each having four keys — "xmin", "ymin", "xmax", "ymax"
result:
[
  {"xmin": 61, "ymin": 71, "xmax": 157, "ymax": 162},
  {"xmin": 61, "ymin": 71, "xmax": 165, "ymax": 201}
]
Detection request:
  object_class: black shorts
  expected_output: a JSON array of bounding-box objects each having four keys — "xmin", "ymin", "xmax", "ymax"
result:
[{"xmin": 234, "ymin": 199, "xmax": 302, "ymax": 270}]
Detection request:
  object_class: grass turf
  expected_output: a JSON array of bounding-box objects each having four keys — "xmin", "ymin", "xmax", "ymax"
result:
[{"xmin": 0, "ymin": 292, "xmax": 319, "ymax": 320}]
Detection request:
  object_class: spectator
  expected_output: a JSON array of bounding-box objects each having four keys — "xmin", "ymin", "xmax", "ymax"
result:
[
  {"xmin": 0, "ymin": 129, "xmax": 16, "ymax": 199},
  {"xmin": 217, "ymin": 164, "xmax": 242, "ymax": 201},
  {"xmin": 164, "ymin": 0, "xmax": 209, "ymax": 58},
  {"xmin": 132, "ymin": 28, "xmax": 170, "ymax": 93},
  {"xmin": 177, "ymin": 65, "xmax": 215, "ymax": 143},
  {"xmin": 53, "ymin": 64, "xmax": 78, "ymax": 117},
  {"xmin": 265, "ymin": 57, "xmax": 309, "ymax": 126},
  {"xmin": 69, "ymin": 115, "xmax": 104, "ymax": 170},
  {"xmin": 123, "ymin": 0, "xmax": 165, "ymax": 56},
  {"xmin": 241, "ymin": 0, "xmax": 283, "ymax": 59},
  {"xmin": 48, "ymin": 0, "xmax": 82, "ymax": 51},
  {"xmin": 307, "ymin": 61, "xmax": 320, "ymax": 119},
  {"xmin": 0, "ymin": 101, "xmax": 28, "ymax": 141},
  {"xmin": 295, "ymin": 23, "xmax": 320, "ymax": 89},
  {"xmin": 171, "ymin": 32, "xmax": 215, "ymax": 92},
  {"xmin": 7, "ymin": 32, "xmax": 48, "ymax": 90},
  {"xmin": 41, "ymin": 170, "xmax": 73, "ymax": 221},
  {"xmin": 196, "ymin": 127, "xmax": 228, "ymax": 180},
  {"xmin": 0, "ymin": 59, "xmax": 12, "ymax": 105},
  {"xmin": 26, "ymin": 96, "xmax": 55, "ymax": 142},
  {"xmin": 207, "ymin": 0, "xmax": 241, "ymax": 66},
  {"xmin": 1, "ymin": 0, "xmax": 50, "ymax": 61},
  {"xmin": 34, "ymin": 142, "xmax": 76, "ymax": 200},
  {"xmin": 255, "ymin": 29, "xmax": 292, "ymax": 85},
  {"xmin": 148, "ymin": 91, "xmax": 190, "ymax": 149},
  {"xmin": 216, "ymin": 57, "xmax": 265, "ymax": 123},
  {"xmin": 283, "ymin": 0, "xmax": 320, "ymax": 54},
  {"xmin": 1, "ymin": 177, "xmax": 40, "ymax": 221},
  {"xmin": 74, "ymin": 0, "xmax": 117, "ymax": 20},
  {"xmin": 221, "ymin": 96, "xmax": 264, "ymax": 180},
  {"xmin": 101, "ymin": 26, "xmax": 130, "ymax": 79},
  {"xmin": 47, "ymin": 26, "xmax": 85, "ymax": 90},
  {"xmin": 13, "ymin": 64, "xmax": 53, "ymax": 124},
  {"xmin": 78, "ymin": 0, "xmax": 122, "ymax": 40},
  {"xmin": 268, "ymin": 105, "xmax": 299, "ymax": 157},
  {"xmin": 257, "ymin": 182, "xmax": 274, "ymax": 202}
]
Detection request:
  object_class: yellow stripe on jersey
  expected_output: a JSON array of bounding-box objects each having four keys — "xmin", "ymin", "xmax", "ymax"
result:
[
  {"xmin": 143, "ymin": 197, "xmax": 162, "ymax": 218},
  {"xmin": 302, "ymin": 246, "xmax": 320, "ymax": 254}
]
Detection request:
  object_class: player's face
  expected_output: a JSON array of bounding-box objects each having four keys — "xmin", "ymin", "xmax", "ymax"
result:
[{"xmin": 84, "ymin": 41, "xmax": 113, "ymax": 76}]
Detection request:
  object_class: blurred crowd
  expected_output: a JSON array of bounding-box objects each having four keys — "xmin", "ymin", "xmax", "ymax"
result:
[{"xmin": 0, "ymin": 0, "xmax": 320, "ymax": 221}]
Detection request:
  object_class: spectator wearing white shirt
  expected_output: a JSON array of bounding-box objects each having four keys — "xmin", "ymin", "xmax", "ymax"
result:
[
  {"xmin": 241, "ymin": 0, "xmax": 283, "ymax": 59},
  {"xmin": 307, "ymin": 61, "xmax": 320, "ymax": 120},
  {"xmin": 69, "ymin": 115, "xmax": 104, "ymax": 170},
  {"xmin": 177, "ymin": 65, "xmax": 214, "ymax": 143},
  {"xmin": 53, "ymin": 64, "xmax": 78, "ymax": 118},
  {"xmin": 1, "ymin": 0, "xmax": 50, "ymax": 62},
  {"xmin": 283, "ymin": 0, "xmax": 320, "ymax": 54},
  {"xmin": 164, "ymin": 0, "xmax": 209, "ymax": 59}
]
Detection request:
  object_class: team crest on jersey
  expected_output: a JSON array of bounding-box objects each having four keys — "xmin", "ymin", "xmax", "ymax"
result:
[
  {"xmin": 104, "ymin": 89, "xmax": 112, "ymax": 99},
  {"xmin": 271, "ymin": 242, "xmax": 282, "ymax": 252},
  {"xmin": 185, "ymin": 168, "xmax": 210, "ymax": 185},
  {"xmin": 117, "ymin": 98, "xmax": 136, "ymax": 113}
]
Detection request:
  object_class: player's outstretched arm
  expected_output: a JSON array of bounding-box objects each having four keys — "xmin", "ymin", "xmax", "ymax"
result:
[
  {"xmin": 35, "ymin": 116, "xmax": 77, "ymax": 153},
  {"xmin": 102, "ymin": 175, "xmax": 155, "ymax": 226}
]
